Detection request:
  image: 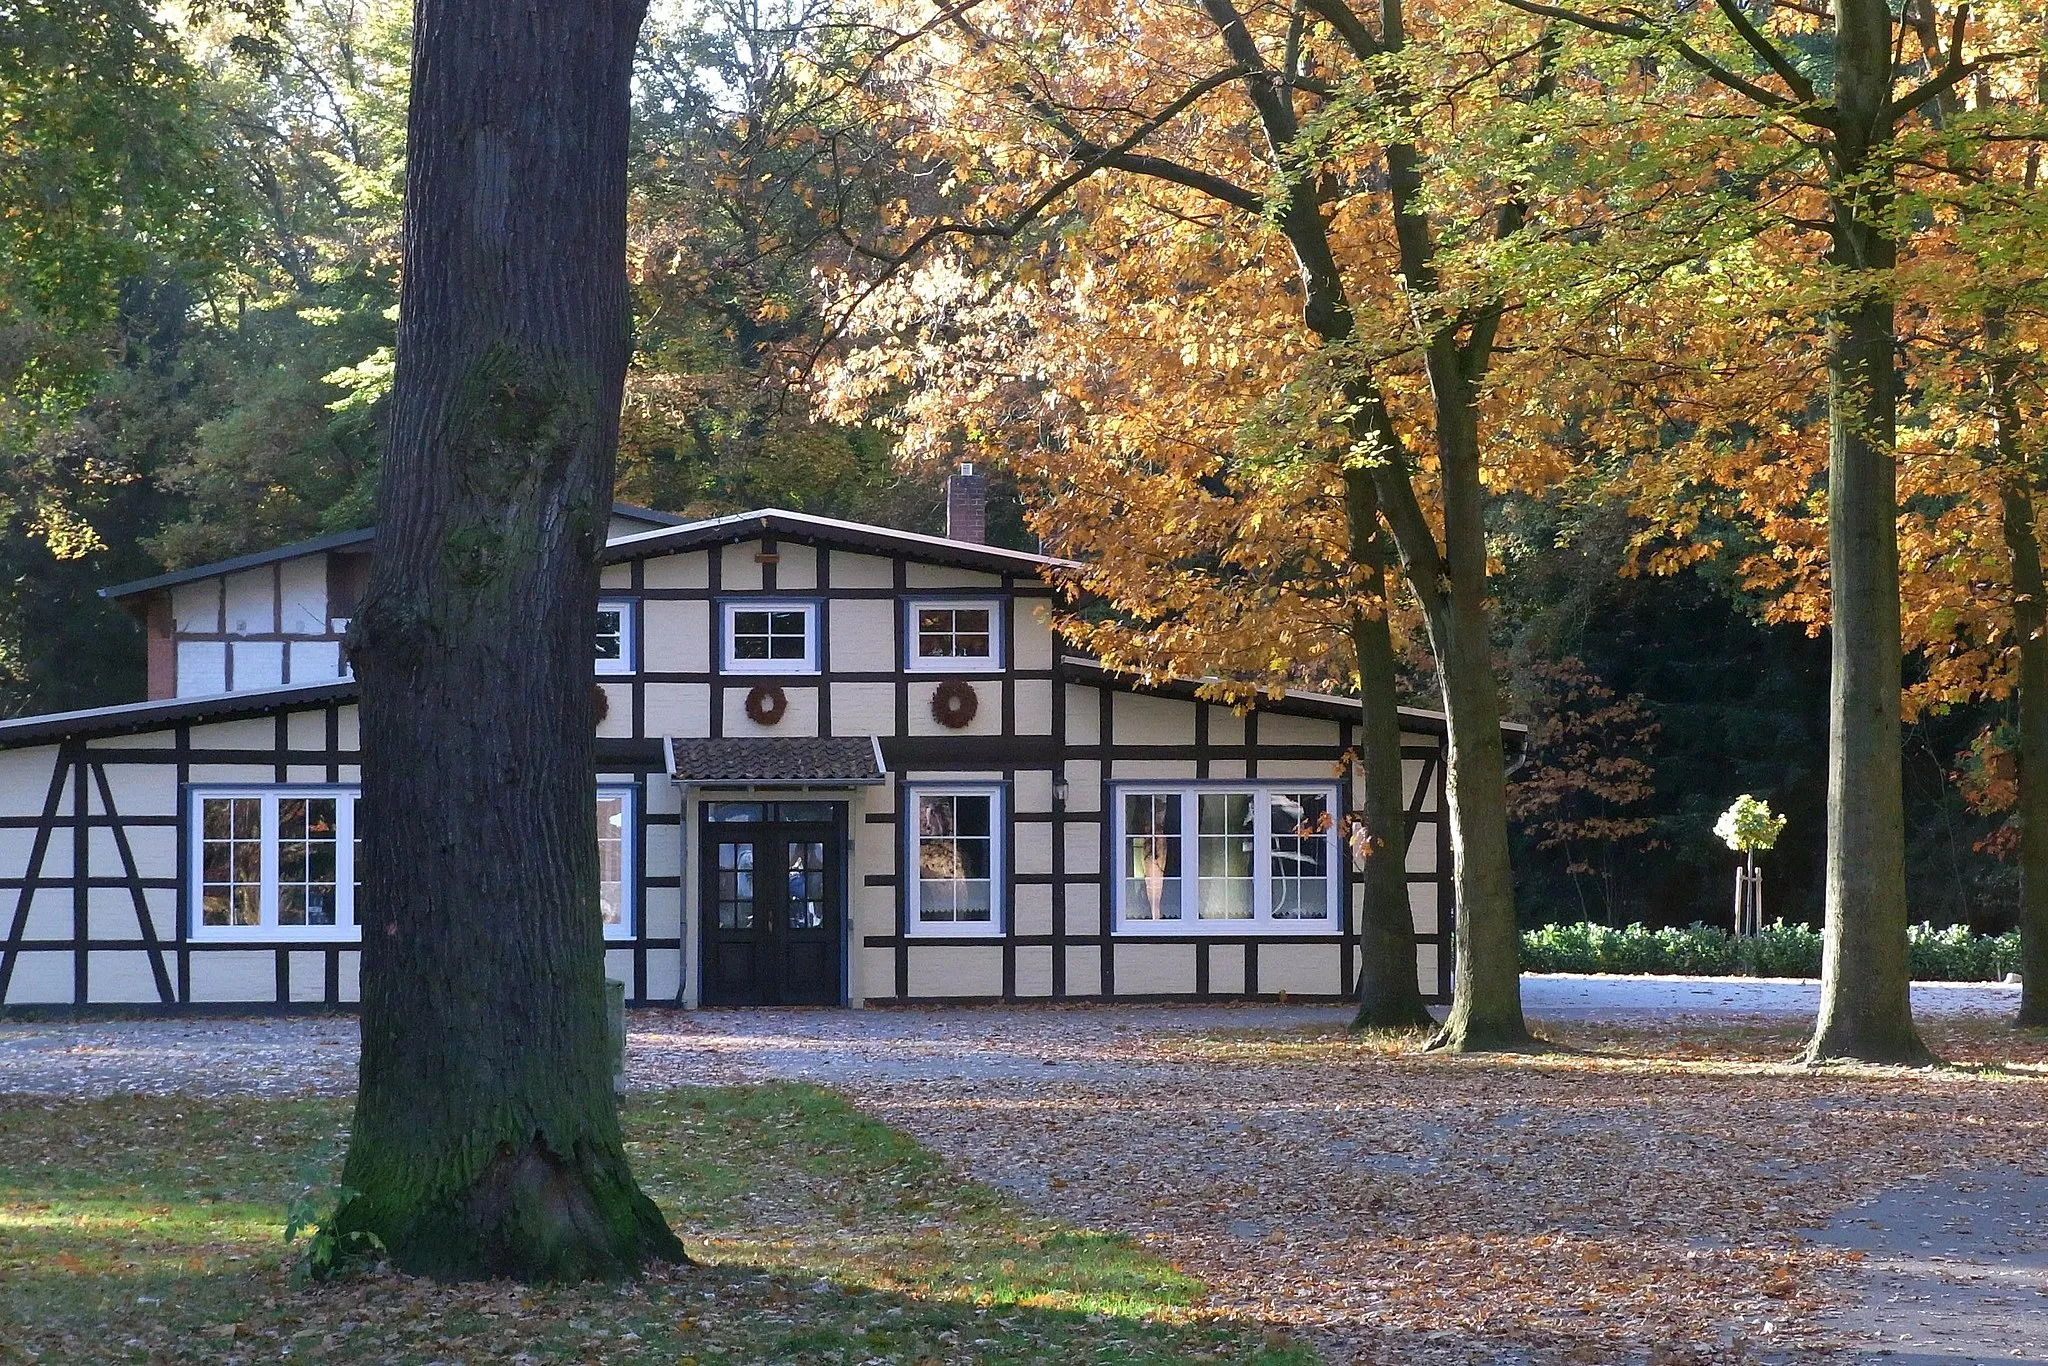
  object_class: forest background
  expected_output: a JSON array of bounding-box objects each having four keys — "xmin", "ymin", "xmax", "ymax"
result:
[{"xmin": 0, "ymin": 0, "xmax": 2015, "ymax": 936}]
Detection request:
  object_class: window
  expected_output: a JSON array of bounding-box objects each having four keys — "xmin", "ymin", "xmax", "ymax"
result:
[
  {"xmin": 906, "ymin": 786, "xmax": 1003, "ymax": 936},
  {"xmin": 597, "ymin": 784, "xmax": 636, "ymax": 937},
  {"xmin": 187, "ymin": 786, "xmax": 636, "ymax": 940},
  {"xmin": 1112, "ymin": 785, "xmax": 1341, "ymax": 934},
  {"xmin": 189, "ymin": 788, "xmax": 359, "ymax": 940},
  {"xmin": 722, "ymin": 600, "xmax": 817, "ymax": 674},
  {"xmin": 906, "ymin": 599, "xmax": 1003, "ymax": 671},
  {"xmin": 596, "ymin": 600, "xmax": 635, "ymax": 674}
]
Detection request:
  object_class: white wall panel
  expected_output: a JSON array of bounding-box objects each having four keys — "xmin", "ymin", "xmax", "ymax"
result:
[
  {"xmin": 90, "ymin": 951, "xmax": 162, "ymax": 1003},
  {"xmin": 1256, "ymin": 711, "xmax": 1341, "ymax": 747},
  {"xmin": 1116, "ymin": 943, "xmax": 1197, "ymax": 994},
  {"xmin": 831, "ymin": 550, "xmax": 894, "ymax": 589},
  {"xmin": 278, "ymin": 557, "xmax": 328, "ymax": 634},
  {"xmin": 1064, "ymin": 944, "xmax": 1101, "ymax": 996},
  {"xmin": 172, "ymin": 581, "xmax": 221, "ymax": 633},
  {"xmin": 232, "ymin": 641, "xmax": 285, "ymax": 690},
  {"xmin": 1208, "ymin": 943, "xmax": 1247, "ymax": 995},
  {"xmin": 641, "ymin": 550, "xmax": 709, "ymax": 590},
  {"xmin": 829, "ymin": 600, "xmax": 896, "ymax": 673},
  {"xmin": 906, "ymin": 944, "xmax": 1001, "ymax": 996},
  {"xmin": 1259, "ymin": 943, "xmax": 1342, "ymax": 995},
  {"xmin": 905, "ymin": 563, "xmax": 1001, "ymax": 589},
  {"xmin": 719, "ymin": 541, "xmax": 765, "ymax": 592},
  {"xmin": 223, "ymin": 569, "xmax": 275, "ymax": 634},
  {"xmin": 177, "ymin": 641, "xmax": 228, "ymax": 696},
  {"xmin": 1013, "ymin": 601, "xmax": 1055, "ymax": 670},
  {"xmin": 6, "ymin": 951, "xmax": 73, "ymax": 1003},
  {"xmin": 289, "ymin": 952, "xmax": 327, "ymax": 1002},
  {"xmin": 643, "ymin": 600, "xmax": 711, "ymax": 673},
  {"xmin": 190, "ymin": 950, "xmax": 274, "ymax": 1003},
  {"xmin": 829, "ymin": 683, "xmax": 894, "ymax": 737},
  {"xmin": 643, "ymin": 683, "xmax": 711, "ymax": 738},
  {"xmin": 1064, "ymin": 686, "xmax": 1101, "ymax": 745},
  {"xmin": 1014, "ymin": 946, "xmax": 1053, "ymax": 997},
  {"xmin": 288, "ymin": 639, "xmax": 342, "ymax": 683}
]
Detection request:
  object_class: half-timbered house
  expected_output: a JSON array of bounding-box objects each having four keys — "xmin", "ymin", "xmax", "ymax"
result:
[{"xmin": 0, "ymin": 479, "xmax": 1493, "ymax": 1012}]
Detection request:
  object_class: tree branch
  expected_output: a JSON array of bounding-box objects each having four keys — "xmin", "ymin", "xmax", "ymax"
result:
[{"xmin": 1710, "ymin": 0, "xmax": 1815, "ymax": 103}]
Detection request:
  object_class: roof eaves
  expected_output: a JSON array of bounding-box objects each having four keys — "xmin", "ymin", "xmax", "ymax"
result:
[
  {"xmin": 1056, "ymin": 656, "xmax": 1526, "ymax": 736},
  {"xmin": 605, "ymin": 508, "xmax": 1076, "ymax": 576},
  {"xmin": 99, "ymin": 529, "xmax": 375, "ymax": 603},
  {"xmin": 0, "ymin": 680, "xmax": 359, "ymax": 750}
]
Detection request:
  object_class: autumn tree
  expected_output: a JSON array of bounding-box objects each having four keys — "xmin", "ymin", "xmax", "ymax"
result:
[
  {"xmin": 1506, "ymin": 658, "xmax": 1661, "ymax": 925},
  {"xmin": 826, "ymin": 0, "xmax": 1588, "ymax": 1049},
  {"xmin": 1490, "ymin": 0, "xmax": 2040, "ymax": 1056},
  {"xmin": 335, "ymin": 0, "xmax": 684, "ymax": 1279}
]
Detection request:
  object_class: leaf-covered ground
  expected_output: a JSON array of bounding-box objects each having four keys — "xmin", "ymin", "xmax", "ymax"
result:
[
  {"xmin": 633, "ymin": 1009, "xmax": 2048, "ymax": 1365},
  {"xmin": 6, "ymin": 1004, "xmax": 2047, "ymax": 1363},
  {"xmin": 0, "ymin": 1083, "xmax": 1310, "ymax": 1365}
]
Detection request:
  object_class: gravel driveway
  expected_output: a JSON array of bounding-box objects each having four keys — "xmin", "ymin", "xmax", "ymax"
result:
[{"xmin": 3, "ymin": 978, "xmax": 2043, "ymax": 1365}]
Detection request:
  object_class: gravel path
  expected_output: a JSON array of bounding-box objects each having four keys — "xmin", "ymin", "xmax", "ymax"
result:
[{"xmin": 3, "ymin": 980, "xmax": 2043, "ymax": 1365}]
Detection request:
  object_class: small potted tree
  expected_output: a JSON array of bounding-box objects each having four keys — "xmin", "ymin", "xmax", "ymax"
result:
[{"xmin": 1714, "ymin": 795, "xmax": 1786, "ymax": 937}]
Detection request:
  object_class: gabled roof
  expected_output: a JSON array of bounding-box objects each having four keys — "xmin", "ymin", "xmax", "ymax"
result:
[
  {"xmin": 0, "ymin": 681, "xmax": 358, "ymax": 750},
  {"xmin": 99, "ymin": 503, "xmax": 686, "ymax": 603},
  {"xmin": 604, "ymin": 508, "xmax": 1072, "ymax": 578}
]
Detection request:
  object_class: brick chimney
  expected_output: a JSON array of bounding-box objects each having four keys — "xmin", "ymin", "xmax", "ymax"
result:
[{"xmin": 945, "ymin": 462, "xmax": 988, "ymax": 544}]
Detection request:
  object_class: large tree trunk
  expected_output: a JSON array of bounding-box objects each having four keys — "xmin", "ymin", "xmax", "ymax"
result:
[
  {"xmin": 1991, "ymin": 355, "xmax": 2048, "ymax": 1027},
  {"xmin": 1344, "ymin": 471, "xmax": 1434, "ymax": 1030},
  {"xmin": 335, "ymin": 0, "xmax": 685, "ymax": 1280},
  {"xmin": 1804, "ymin": 0, "xmax": 1929, "ymax": 1065},
  {"xmin": 1397, "ymin": 395, "xmax": 1528, "ymax": 1051}
]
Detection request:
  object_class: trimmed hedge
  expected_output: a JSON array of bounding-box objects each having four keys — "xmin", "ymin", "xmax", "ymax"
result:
[{"xmin": 1521, "ymin": 920, "xmax": 2022, "ymax": 982}]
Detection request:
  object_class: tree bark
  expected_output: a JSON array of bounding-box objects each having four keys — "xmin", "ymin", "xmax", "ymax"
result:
[
  {"xmin": 1804, "ymin": 0, "xmax": 1930, "ymax": 1065},
  {"xmin": 335, "ymin": 0, "xmax": 685, "ymax": 1279},
  {"xmin": 1344, "ymin": 470, "xmax": 1434, "ymax": 1030}
]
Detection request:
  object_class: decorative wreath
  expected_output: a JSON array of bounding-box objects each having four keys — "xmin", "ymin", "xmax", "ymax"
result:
[
  {"xmin": 930, "ymin": 680, "xmax": 979, "ymax": 729},
  {"xmin": 744, "ymin": 683, "xmax": 788, "ymax": 726},
  {"xmin": 592, "ymin": 683, "xmax": 611, "ymax": 724}
]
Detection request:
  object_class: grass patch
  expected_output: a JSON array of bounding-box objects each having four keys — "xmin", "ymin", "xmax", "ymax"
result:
[{"xmin": 0, "ymin": 1083, "xmax": 1310, "ymax": 1364}]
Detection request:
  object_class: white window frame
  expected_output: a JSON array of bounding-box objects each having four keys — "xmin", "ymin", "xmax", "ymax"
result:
[
  {"xmin": 904, "ymin": 783, "xmax": 1006, "ymax": 938},
  {"xmin": 596, "ymin": 599, "xmax": 636, "ymax": 675},
  {"xmin": 720, "ymin": 599, "xmax": 819, "ymax": 675},
  {"xmin": 1110, "ymin": 783, "xmax": 1342, "ymax": 936},
  {"xmin": 904, "ymin": 598, "xmax": 1005, "ymax": 673},
  {"xmin": 186, "ymin": 786, "xmax": 361, "ymax": 942},
  {"xmin": 597, "ymin": 782, "xmax": 637, "ymax": 939}
]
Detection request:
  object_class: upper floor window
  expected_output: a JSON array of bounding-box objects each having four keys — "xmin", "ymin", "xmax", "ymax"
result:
[
  {"xmin": 1113, "ymin": 784, "xmax": 1339, "ymax": 934},
  {"xmin": 596, "ymin": 600, "xmax": 635, "ymax": 674},
  {"xmin": 722, "ymin": 600, "xmax": 817, "ymax": 674},
  {"xmin": 906, "ymin": 599, "xmax": 1003, "ymax": 672}
]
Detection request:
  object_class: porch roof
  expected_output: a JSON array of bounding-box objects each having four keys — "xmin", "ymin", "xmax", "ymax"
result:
[{"xmin": 663, "ymin": 735, "xmax": 888, "ymax": 787}]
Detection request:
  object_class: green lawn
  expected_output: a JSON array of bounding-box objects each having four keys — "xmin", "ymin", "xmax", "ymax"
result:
[{"xmin": 0, "ymin": 1083, "xmax": 1310, "ymax": 1364}]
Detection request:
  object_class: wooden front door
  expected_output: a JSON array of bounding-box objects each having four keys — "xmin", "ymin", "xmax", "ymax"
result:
[{"xmin": 698, "ymin": 803, "xmax": 844, "ymax": 1006}]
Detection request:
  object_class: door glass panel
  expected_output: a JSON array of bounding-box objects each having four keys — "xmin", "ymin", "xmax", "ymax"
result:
[
  {"xmin": 716, "ymin": 841, "xmax": 755, "ymax": 929},
  {"xmin": 706, "ymin": 802, "xmax": 767, "ymax": 823},
  {"xmin": 786, "ymin": 841, "xmax": 826, "ymax": 929},
  {"xmin": 776, "ymin": 802, "xmax": 836, "ymax": 822}
]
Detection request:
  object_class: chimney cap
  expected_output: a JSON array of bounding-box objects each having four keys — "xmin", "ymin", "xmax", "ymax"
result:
[{"xmin": 958, "ymin": 461, "xmax": 975, "ymax": 477}]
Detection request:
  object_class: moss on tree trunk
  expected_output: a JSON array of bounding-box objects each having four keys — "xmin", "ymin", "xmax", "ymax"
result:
[{"xmin": 333, "ymin": 0, "xmax": 684, "ymax": 1279}]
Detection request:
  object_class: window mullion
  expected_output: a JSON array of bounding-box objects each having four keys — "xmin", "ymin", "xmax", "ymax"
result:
[
  {"xmin": 1245, "ymin": 790, "xmax": 1261, "ymax": 929},
  {"xmin": 260, "ymin": 794, "xmax": 280, "ymax": 930}
]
